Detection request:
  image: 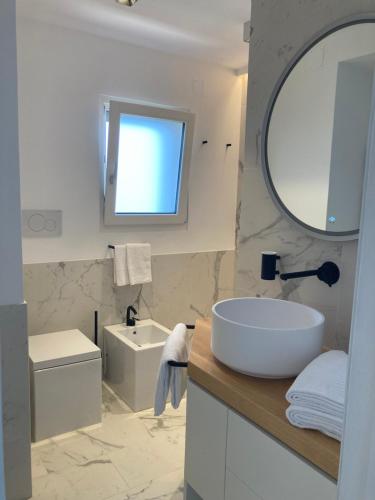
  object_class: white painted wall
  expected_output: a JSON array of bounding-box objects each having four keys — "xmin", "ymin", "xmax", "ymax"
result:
[
  {"xmin": 0, "ymin": 3, "xmax": 29, "ymax": 499},
  {"xmin": 0, "ymin": 0, "xmax": 24, "ymax": 305},
  {"xmin": 17, "ymin": 17, "xmax": 243, "ymax": 264}
]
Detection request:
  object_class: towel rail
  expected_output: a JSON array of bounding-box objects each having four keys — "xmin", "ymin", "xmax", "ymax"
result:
[
  {"xmin": 168, "ymin": 360, "xmax": 189, "ymax": 367},
  {"xmin": 167, "ymin": 324, "xmax": 195, "ymax": 368}
]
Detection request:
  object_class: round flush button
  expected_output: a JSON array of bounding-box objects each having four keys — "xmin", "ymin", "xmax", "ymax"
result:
[
  {"xmin": 28, "ymin": 213, "xmax": 45, "ymax": 232},
  {"xmin": 45, "ymin": 219, "xmax": 57, "ymax": 232}
]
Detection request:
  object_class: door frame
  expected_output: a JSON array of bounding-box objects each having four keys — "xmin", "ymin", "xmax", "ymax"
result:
[{"xmin": 338, "ymin": 64, "xmax": 375, "ymax": 500}]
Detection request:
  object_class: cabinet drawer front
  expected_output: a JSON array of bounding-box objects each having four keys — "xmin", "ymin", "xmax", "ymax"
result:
[
  {"xmin": 185, "ymin": 381, "xmax": 228, "ymax": 500},
  {"xmin": 227, "ymin": 411, "xmax": 337, "ymax": 500},
  {"xmin": 226, "ymin": 470, "xmax": 262, "ymax": 500}
]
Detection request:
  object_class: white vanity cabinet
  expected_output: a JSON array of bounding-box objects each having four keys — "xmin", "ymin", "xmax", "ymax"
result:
[
  {"xmin": 185, "ymin": 380, "xmax": 337, "ymax": 500},
  {"xmin": 225, "ymin": 470, "xmax": 261, "ymax": 499},
  {"xmin": 185, "ymin": 379, "xmax": 228, "ymax": 500}
]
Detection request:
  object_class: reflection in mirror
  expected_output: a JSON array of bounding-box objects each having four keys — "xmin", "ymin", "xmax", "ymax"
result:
[{"xmin": 265, "ymin": 21, "xmax": 375, "ymax": 239}]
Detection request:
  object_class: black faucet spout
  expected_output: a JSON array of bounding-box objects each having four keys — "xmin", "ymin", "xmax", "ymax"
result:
[
  {"xmin": 261, "ymin": 252, "xmax": 340, "ymax": 288},
  {"xmin": 126, "ymin": 305, "xmax": 138, "ymax": 327},
  {"xmin": 280, "ymin": 261, "xmax": 340, "ymax": 287}
]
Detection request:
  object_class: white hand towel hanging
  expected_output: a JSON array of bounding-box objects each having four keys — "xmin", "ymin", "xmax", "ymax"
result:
[
  {"xmin": 113, "ymin": 245, "xmax": 129, "ymax": 287},
  {"xmin": 126, "ymin": 243, "xmax": 152, "ymax": 286},
  {"xmin": 154, "ymin": 323, "xmax": 191, "ymax": 416}
]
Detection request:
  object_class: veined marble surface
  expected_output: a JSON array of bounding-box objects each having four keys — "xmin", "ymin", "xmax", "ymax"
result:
[
  {"xmin": 234, "ymin": 0, "xmax": 375, "ymax": 350},
  {"xmin": 31, "ymin": 384, "xmax": 186, "ymax": 500},
  {"xmin": 236, "ymin": 166, "xmax": 346, "ymax": 348},
  {"xmin": 0, "ymin": 303, "xmax": 32, "ymax": 499},
  {"xmin": 24, "ymin": 250, "xmax": 235, "ymax": 342}
]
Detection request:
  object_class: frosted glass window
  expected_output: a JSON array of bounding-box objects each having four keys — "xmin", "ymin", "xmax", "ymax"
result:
[
  {"xmin": 104, "ymin": 100, "xmax": 195, "ymax": 226},
  {"xmin": 115, "ymin": 114, "xmax": 185, "ymax": 214}
]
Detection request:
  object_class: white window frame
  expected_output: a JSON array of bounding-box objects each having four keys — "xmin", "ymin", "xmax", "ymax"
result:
[{"xmin": 104, "ymin": 100, "xmax": 195, "ymax": 225}]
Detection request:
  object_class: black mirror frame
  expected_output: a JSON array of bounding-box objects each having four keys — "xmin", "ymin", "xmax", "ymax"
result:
[{"xmin": 262, "ymin": 15, "xmax": 375, "ymax": 241}]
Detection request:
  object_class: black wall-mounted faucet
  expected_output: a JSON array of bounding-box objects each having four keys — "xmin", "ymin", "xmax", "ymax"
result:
[
  {"xmin": 261, "ymin": 252, "xmax": 281, "ymax": 280},
  {"xmin": 261, "ymin": 252, "xmax": 340, "ymax": 287},
  {"xmin": 126, "ymin": 305, "xmax": 139, "ymax": 327}
]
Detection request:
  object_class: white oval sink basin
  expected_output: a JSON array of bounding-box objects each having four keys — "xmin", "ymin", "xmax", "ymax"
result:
[{"xmin": 211, "ymin": 298, "xmax": 325, "ymax": 379}]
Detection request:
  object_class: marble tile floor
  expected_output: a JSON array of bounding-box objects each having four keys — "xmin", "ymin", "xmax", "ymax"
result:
[{"xmin": 30, "ymin": 384, "xmax": 186, "ymax": 500}]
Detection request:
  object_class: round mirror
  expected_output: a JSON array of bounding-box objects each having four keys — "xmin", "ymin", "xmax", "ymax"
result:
[{"xmin": 263, "ymin": 19, "xmax": 375, "ymax": 240}]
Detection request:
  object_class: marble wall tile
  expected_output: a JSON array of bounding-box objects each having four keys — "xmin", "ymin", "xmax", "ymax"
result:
[
  {"xmin": 24, "ymin": 251, "xmax": 235, "ymax": 342},
  {"xmin": 138, "ymin": 251, "xmax": 235, "ymax": 329},
  {"xmin": 235, "ymin": 168, "xmax": 345, "ymax": 347},
  {"xmin": 0, "ymin": 303, "xmax": 32, "ymax": 499},
  {"xmin": 235, "ymin": 0, "xmax": 373, "ymax": 349}
]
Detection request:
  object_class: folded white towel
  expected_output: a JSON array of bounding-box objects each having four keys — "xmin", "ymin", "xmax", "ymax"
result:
[
  {"xmin": 127, "ymin": 243, "xmax": 152, "ymax": 286},
  {"xmin": 286, "ymin": 405, "xmax": 343, "ymax": 442},
  {"xmin": 286, "ymin": 350, "xmax": 348, "ymax": 418},
  {"xmin": 113, "ymin": 245, "xmax": 129, "ymax": 287},
  {"xmin": 154, "ymin": 324, "xmax": 191, "ymax": 416}
]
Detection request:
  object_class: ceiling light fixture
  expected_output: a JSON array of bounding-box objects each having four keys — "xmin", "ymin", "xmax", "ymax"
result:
[{"xmin": 117, "ymin": 0, "xmax": 138, "ymax": 6}]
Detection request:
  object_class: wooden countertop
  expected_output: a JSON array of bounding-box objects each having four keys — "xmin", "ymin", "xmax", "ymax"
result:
[{"xmin": 188, "ymin": 319, "xmax": 340, "ymax": 480}]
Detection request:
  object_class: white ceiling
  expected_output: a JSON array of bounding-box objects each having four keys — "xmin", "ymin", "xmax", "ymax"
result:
[{"xmin": 16, "ymin": 0, "xmax": 251, "ymax": 71}]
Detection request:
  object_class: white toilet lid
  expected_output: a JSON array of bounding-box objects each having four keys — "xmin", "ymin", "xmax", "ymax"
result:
[{"xmin": 29, "ymin": 330, "xmax": 101, "ymax": 371}]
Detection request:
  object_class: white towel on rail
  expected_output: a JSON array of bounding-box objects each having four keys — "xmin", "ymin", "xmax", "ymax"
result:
[
  {"xmin": 286, "ymin": 405, "xmax": 343, "ymax": 441},
  {"xmin": 126, "ymin": 243, "xmax": 152, "ymax": 286},
  {"xmin": 113, "ymin": 245, "xmax": 129, "ymax": 287},
  {"xmin": 154, "ymin": 323, "xmax": 191, "ymax": 416},
  {"xmin": 286, "ymin": 350, "xmax": 348, "ymax": 418}
]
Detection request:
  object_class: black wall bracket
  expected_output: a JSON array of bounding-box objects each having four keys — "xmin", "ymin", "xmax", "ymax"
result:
[{"xmin": 261, "ymin": 252, "xmax": 340, "ymax": 287}]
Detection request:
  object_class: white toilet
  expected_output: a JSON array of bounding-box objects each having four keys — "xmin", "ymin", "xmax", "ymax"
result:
[{"xmin": 29, "ymin": 329, "xmax": 102, "ymax": 442}]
